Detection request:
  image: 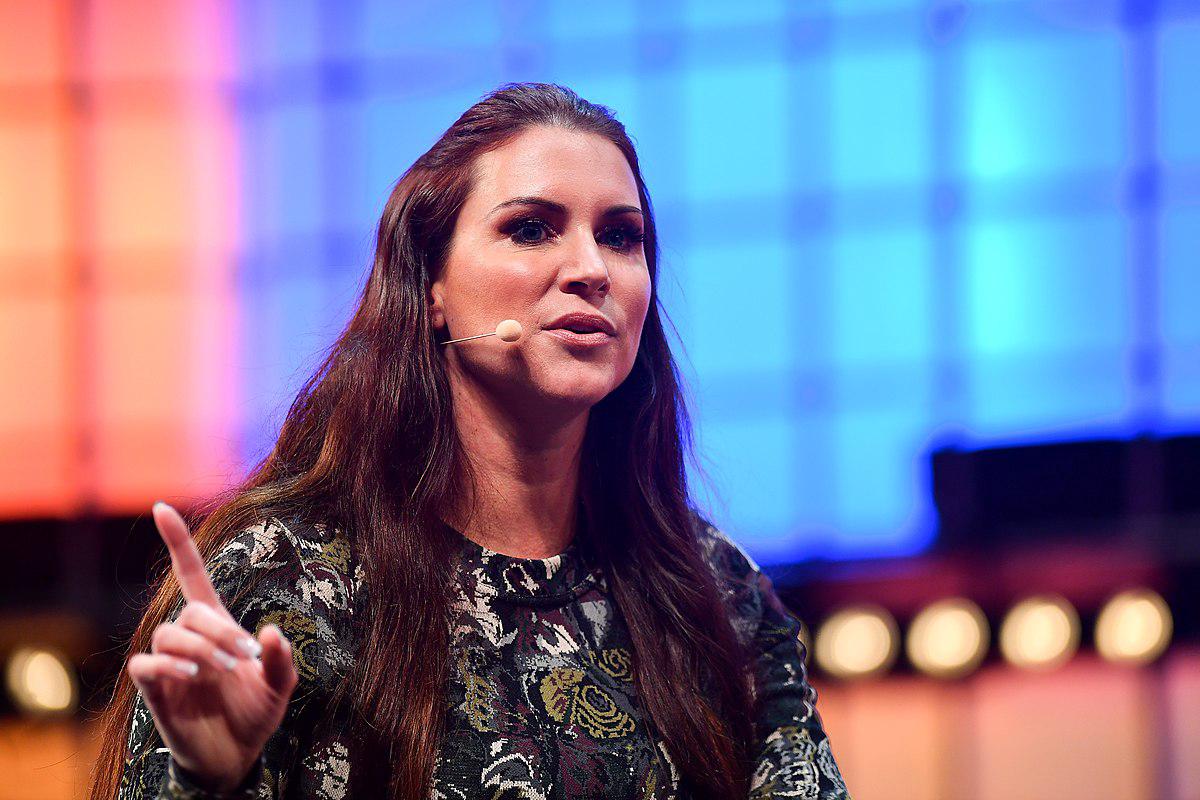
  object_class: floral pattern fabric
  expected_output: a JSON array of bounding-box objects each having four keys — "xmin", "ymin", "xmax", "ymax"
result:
[{"xmin": 117, "ymin": 513, "xmax": 851, "ymax": 799}]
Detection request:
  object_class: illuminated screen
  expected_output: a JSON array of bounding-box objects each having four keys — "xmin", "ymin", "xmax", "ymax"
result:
[{"xmin": 2, "ymin": 1, "xmax": 1197, "ymax": 565}]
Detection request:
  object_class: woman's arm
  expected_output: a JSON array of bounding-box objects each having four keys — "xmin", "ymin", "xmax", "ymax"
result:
[
  {"xmin": 121, "ymin": 699, "xmax": 355, "ymax": 799},
  {"xmin": 745, "ymin": 567, "xmax": 851, "ymax": 799},
  {"xmin": 118, "ymin": 515, "xmax": 361, "ymax": 799},
  {"xmin": 119, "ymin": 704, "xmax": 285, "ymax": 799},
  {"xmin": 696, "ymin": 520, "xmax": 852, "ymax": 800}
]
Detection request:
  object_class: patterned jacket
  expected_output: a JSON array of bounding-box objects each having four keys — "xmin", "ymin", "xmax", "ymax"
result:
[{"xmin": 117, "ymin": 512, "xmax": 852, "ymax": 799}]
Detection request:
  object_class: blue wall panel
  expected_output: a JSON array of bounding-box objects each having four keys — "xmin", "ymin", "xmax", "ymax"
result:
[{"xmin": 231, "ymin": 0, "xmax": 1200, "ymax": 565}]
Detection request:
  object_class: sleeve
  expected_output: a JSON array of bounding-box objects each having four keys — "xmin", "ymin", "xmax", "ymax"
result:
[
  {"xmin": 116, "ymin": 516, "xmax": 360, "ymax": 800},
  {"xmin": 696, "ymin": 521, "xmax": 852, "ymax": 800}
]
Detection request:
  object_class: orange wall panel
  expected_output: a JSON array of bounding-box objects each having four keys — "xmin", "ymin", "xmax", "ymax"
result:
[
  {"xmin": 89, "ymin": 281, "xmax": 239, "ymax": 511},
  {"xmin": 0, "ymin": 718, "xmax": 100, "ymax": 800},
  {"xmin": 817, "ymin": 677, "xmax": 961, "ymax": 800},
  {"xmin": 1164, "ymin": 648, "xmax": 1200, "ymax": 800},
  {"xmin": 0, "ymin": 110, "xmax": 72, "ymax": 281},
  {"xmin": 0, "ymin": 1, "xmax": 67, "ymax": 86},
  {"xmin": 90, "ymin": 109, "xmax": 205, "ymax": 257},
  {"xmin": 92, "ymin": 288, "xmax": 196, "ymax": 508},
  {"xmin": 971, "ymin": 656, "xmax": 1158, "ymax": 800},
  {"xmin": 0, "ymin": 295, "xmax": 74, "ymax": 515},
  {"xmin": 815, "ymin": 657, "xmax": 1191, "ymax": 800},
  {"xmin": 0, "ymin": 1, "xmax": 241, "ymax": 517},
  {"xmin": 82, "ymin": 0, "xmax": 235, "ymax": 83}
]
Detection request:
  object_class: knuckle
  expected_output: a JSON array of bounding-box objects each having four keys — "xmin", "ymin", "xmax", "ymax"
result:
[
  {"xmin": 129, "ymin": 655, "xmax": 162, "ymax": 685},
  {"xmin": 190, "ymin": 601, "xmax": 225, "ymax": 627},
  {"xmin": 224, "ymin": 617, "xmax": 251, "ymax": 642},
  {"xmin": 151, "ymin": 624, "xmax": 171, "ymax": 650}
]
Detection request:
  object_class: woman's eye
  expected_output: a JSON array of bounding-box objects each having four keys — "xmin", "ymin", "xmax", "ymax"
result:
[
  {"xmin": 600, "ymin": 226, "xmax": 645, "ymax": 251},
  {"xmin": 506, "ymin": 218, "xmax": 645, "ymax": 252},
  {"xmin": 510, "ymin": 219, "xmax": 551, "ymax": 245}
]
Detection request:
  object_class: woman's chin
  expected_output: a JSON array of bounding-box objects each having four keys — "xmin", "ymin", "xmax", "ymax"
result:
[{"xmin": 527, "ymin": 370, "xmax": 618, "ymax": 409}]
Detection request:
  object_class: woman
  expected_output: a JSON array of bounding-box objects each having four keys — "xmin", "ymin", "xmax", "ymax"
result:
[{"xmin": 90, "ymin": 82, "xmax": 851, "ymax": 799}]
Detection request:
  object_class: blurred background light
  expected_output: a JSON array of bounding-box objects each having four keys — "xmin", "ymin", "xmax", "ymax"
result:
[
  {"xmin": 4, "ymin": 647, "xmax": 77, "ymax": 716},
  {"xmin": 999, "ymin": 595, "xmax": 1081, "ymax": 671},
  {"xmin": 1095, "ymin": 588, "xmax": 1173, "ymax": 666},
  {"xmin": 814, "ymin": 605, "xmax": 899, "ymax": 680},
  {"xmin": 906, "ymin": 597, "xmax": 990, "ymax": 679}
]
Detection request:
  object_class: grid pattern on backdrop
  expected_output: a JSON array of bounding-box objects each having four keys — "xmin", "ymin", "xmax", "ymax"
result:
[
  {"xmin": 0, "ymin": 1, "xmax": 242, "ymax": 516},
  {"xmin": 230, "ymin": 0, "xmax": 1200, "ymax": 563},
  {"xmin": 1, "ymin": 0, "xmax": 1198, "ymax": 564}
]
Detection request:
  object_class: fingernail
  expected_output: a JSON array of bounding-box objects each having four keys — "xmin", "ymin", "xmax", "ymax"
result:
[
  {"xmin": 175, "ymin": 660, "xmax": 199, "ymax": 677},
  {"xmin": 237, "ymin": 637, "xmax": 263, "ymax": 659},
  {"xmin": 214, "ymin": 649, "xmax": 238, "ymax": 671}
]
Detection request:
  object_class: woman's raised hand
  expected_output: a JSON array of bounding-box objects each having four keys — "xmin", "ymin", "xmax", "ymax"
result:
[{"xmin": 127, "ymin": 503, "xmax": 299, "ymax": 792}]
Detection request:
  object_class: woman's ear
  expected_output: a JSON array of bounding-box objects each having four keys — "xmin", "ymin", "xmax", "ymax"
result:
[{"xmin": 428, "ymin": 279, "xmax": 446, "ymax": 331}]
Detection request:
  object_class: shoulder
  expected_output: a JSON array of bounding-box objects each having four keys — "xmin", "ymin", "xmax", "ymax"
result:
[
  {"xmin": 207, "ymin": 513, "xmax": 363, "ymax": 615},
  {"xmin": 689, "ymin": 510, "xmax": 771, "ymax": 645},
  {"xmin": 689, "ymin": 510, "xmax": 806, "ymax": 654},
  {"xmin": 691, "ymin": 510, "xmax": 764, "ymax": 587},
  {"xmin": 201, "ymin": 513, "xmax": 363, "ymax": 692}
]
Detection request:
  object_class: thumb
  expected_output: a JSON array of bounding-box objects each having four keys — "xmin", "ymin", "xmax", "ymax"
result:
[{"xmin": 258, "ymin": 624, "xmax": 298, "ymax": 698}]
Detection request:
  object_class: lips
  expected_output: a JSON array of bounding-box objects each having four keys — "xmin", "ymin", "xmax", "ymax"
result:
[
  {"xmin": 544, "ymin": 312, "xmax": 616, "ymax": 336},
  {"xmin": 544, "ymin": 327, "xmax": 613, "ymax": 348}
]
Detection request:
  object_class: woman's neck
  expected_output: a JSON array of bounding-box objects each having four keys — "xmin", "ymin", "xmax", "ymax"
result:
[{"xmin": 442, "ymin": 381, "xmax": 589, "ymax": 559}]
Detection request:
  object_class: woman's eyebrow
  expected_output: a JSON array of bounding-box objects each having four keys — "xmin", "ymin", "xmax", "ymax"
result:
[{"xmin": 487, "ymin": 196, "xmax": 642, "ymax": 218}]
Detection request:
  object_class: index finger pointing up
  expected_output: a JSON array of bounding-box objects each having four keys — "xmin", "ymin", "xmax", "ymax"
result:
[{"xmin": 152, "ymin": 501, "xmax": 224, "ymax": 611}]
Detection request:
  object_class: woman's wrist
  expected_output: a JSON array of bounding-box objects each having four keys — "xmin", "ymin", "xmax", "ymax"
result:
[{"xmin": 167, "ymin": 754, "xmax": 264, "ymax": 798}]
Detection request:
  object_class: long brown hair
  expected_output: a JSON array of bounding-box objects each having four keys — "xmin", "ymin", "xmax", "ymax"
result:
[{"xmin": 89, "ymin": 81, "xmax": 754, "ymax": 798}]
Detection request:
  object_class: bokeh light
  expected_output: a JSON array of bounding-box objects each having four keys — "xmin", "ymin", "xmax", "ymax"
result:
[
  {"xmin": 815, "ymin": 605, "xmax": 900, "ymax": 680},
  {"xmin": 1095, "ymin": 588, "xmax": 1173, "ymax": 666},
  {"xmin": 999, "ymin": 595, "xmax": 1081, "ymax": 671},
  {"xmin": 906, "ymin": 597, "xmax": 990, "ymax": 679},
  {"xmin": 4, "ymin": 647, "xmax": 77, "ymax": 716}
]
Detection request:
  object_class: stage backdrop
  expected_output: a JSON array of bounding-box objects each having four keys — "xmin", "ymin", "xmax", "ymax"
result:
[{"xmin": 1, "ymin": 0, "xmax": 1197, "ymax": 565}]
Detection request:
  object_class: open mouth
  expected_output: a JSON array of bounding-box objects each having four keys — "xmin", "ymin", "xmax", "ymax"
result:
[
  {"xmin": 544, "ymin": 312, "xmax": 617, "ymax": 338},
  {"xmin": 545, "ymin": 327, "xmax": 614, "ymax": 346}
]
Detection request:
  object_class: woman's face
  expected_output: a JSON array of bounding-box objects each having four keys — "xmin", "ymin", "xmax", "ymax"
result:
[{"xmin": 430, "ymin": 125, "xmax": 652, "ymax": 417}]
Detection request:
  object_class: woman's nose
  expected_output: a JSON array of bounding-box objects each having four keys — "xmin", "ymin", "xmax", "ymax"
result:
[{"xmin": 559, "ymin": 234, "xmax": 610, "ymax": 297}]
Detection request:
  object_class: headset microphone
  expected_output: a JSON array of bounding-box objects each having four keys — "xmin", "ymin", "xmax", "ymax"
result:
[{"xmin": 440, "ymin": 319, "xmax": 524, "ymax": 346}]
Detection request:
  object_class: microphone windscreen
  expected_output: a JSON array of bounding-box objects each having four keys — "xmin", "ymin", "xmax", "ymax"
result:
[{"xmin": 496, "ymin": 319, "xmax": 523, "ymax": 342}]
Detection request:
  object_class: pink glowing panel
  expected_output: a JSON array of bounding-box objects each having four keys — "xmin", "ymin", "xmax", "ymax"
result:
[
  {"xmin": 1165, "ymin": 648, "xmax": 1200, "ymax": 800},
  {"xmin": 92, "ymin": 109, "xmax": 207, "ymax": 257},
  {"xmin": 972, "ymin": 656, "xmax": 1155, "ymax": 800},
  {"xmin": 0, "ymin": 2, "xmax": 67, "ymax": 85},
  {"xmin": 0, "ymin": 110, "xmax": 72, "ymax": 275},
  {"xmin": 82, "ymin": 0, "xmax": 235, "ymax": 83},
  {"xmin": 84, "ymin": 102, "xmax": 242, "ymax": 510},
  {"xmin": 0, "ymin": 0, "xmax": 243, "ymax": 519},
  {"xmin": 0, "ymin": 296, "xmax": 74, "ymax": 516},
  {"xmin": 92, "ymin": 284, "xmax": 239, "ymax": 512},
  {"xmin": 814, "ymin": 677, "xmax": 951, "ymax": 800}
]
